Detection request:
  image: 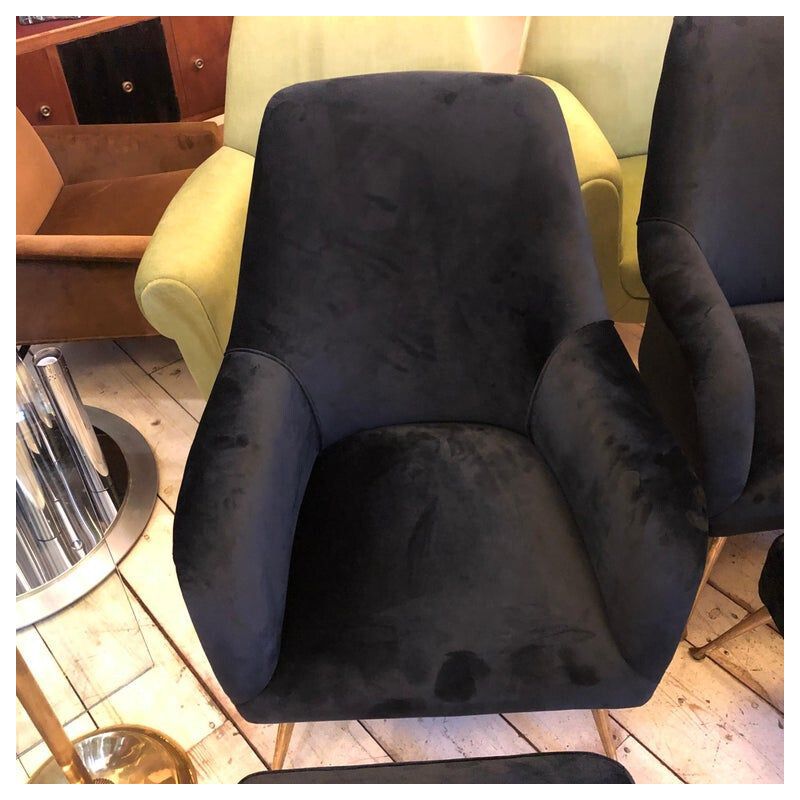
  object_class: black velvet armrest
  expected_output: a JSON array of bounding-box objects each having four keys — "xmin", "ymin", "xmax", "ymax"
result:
[
  {"xmin": 638, "ymin": 219, "xmax": 755, "ymax": 516},
  {"xmin": 529, "ymin": 321, "xmax": 707, "ymax": 681},
  {"xmin": 173, "ymin": 349, "xmax": 320, "ymax": 703}
]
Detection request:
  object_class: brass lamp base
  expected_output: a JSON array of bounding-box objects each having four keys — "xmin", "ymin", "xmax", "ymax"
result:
[{"xmin": 28, "ymin": 725, "xmax": 196, "ymax": 784}]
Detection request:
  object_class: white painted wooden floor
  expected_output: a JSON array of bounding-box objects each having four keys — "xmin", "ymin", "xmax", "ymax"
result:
[{"xmin": 16, "ymin": 325, "xmax": 783, "ymax": 783}]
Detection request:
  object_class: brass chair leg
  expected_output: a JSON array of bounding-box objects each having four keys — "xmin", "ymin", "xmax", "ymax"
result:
[
  {"xmin": 17, "ymin": 649, "xmax": 93, "ymax": 784},
  {"xmin": 689, "ymin": 605, "xmax": 772, "ymax": 660},
  {"xmin": 684, "ymin": 536, "xmax": 727, "ymax": 635},
  {"xmin": 591, "ymin": 709, "xmax": 617, "ymax": 760},
  {"xmin": 272, "ymin": 722, "xmax": 295, "ymax": 771}
]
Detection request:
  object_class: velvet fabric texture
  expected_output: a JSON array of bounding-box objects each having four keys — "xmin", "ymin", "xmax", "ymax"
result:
[
  {"xmin": 758, "ymin": 535, "xmax": 783, "ymax": 635},
  {"xmin": 712, "ymin": 304, "xmax": 784, "ymax": 535},
  {"xmin": 231, "ymin": 72, "xmax": 608, "ymax": 445},
  {"xmin": 174, "ymin": 73, "xmax": 706, "ymax": 718},
  {"xmin": 637, "ymin": 17, "xmax": 783, "ymax": 535},
  {"xmin": 222, "ymin": 17, "xmax": 485, "ymax": 157},
  {"xmin": 619, "ymin": 155, "xmax": 648, "ymax": 300},
  {"xmin": 518, "ymin": 17, "xmax": 674, "ymax": 323},
  {"xmin": 239, "ymin": 418, "xmax": 653, "ymax": 721},
  {"xmin": 519, "ymin": 17, "xmax": 673, "ymax": 160},
  {"xmin": 35, "ymin": 121, "xmax": 221, "ymax": 184},
  {"xmin": 16, "ymin": 257, "xmax": 155, "ymax": 344},
  {"xmin": 16, "ymin": 109, "xmax": 62, "ymax": 235},
  {"xmin": 174, "ymin": 350, "xmax": 319, "ymax": 699},
  {"xmin": 38, "ymin": 169, "xmax": 194, "ymax": 236},
  {"xmin": 16, "ymin": 112, "xmax": 222, "ymax": 343},
  {"xmin": 241, "ymin": 752, "xmax": 634, "ymax": 784},
  {"xmin": 135, "ymin": 146, "xmax": 255, "ymax": 396},
  {"xmin": 530, "ymin": 321, "xmax": 706, "ymax": 684}
]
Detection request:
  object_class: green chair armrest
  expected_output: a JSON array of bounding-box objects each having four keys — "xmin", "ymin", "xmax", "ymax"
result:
[{"xmin": 135, "ymin": 145, "xmax": 255, "ymax": 396}]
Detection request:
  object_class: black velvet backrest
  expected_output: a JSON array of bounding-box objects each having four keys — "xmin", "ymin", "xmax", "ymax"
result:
[
  {"xmin": 230, "ymin": 72, "xmax": 607, "ymax": 446},
  {"xmin": 640, "ymin": 17, "xmax": 783, "ymax": 307}
]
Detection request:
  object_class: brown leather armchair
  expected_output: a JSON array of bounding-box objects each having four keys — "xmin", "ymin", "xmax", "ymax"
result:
[{"xmin": 16, "ymin": 109, "xmax": 222, "ymax": 343}]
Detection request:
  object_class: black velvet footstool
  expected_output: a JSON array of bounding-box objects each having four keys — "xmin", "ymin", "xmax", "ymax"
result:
[{"xmin": 240, "ymin": 752, "xmax": 634, "ymax": 784}]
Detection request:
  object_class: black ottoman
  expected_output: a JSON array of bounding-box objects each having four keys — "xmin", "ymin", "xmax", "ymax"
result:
[{"xmin": 241, "ymin": 752, "xmax": 634, "ymax": 784}]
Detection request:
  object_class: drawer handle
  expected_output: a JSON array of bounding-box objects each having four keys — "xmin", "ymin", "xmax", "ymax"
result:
[
  {"xmin": 39, "ymin": 104, "xmax": 52, "ymax": 119},
  {"xmin": 193, "ymin": 57, "xmax": 205, "ymax": 70},
  {"xmin": 121, "ymin": 80, "xmax": 134, "ymax": 93}
]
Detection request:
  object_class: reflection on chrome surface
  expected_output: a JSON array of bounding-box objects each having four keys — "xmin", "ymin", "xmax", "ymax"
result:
[{"xmin": 29, "ymin": 726, "xmax": 196, "ymax": 784}]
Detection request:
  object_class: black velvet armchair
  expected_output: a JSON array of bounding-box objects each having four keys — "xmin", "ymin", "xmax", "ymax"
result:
[
  {"xmin": 173, "ymin": 72, "xmax": 707, "ymax": 767},
  {"xmin": 637, "ymin": 17, "xmax": 784, "ymax": 598}
]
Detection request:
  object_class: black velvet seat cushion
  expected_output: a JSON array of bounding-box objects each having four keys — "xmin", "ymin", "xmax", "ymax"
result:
[
  {"xmin": 759, "ymin": 535, "xmax": 783, "ymax": 635},
  {"xmin": 241, "ymin": 752, "xmax": 634, "ymax": 784},
  {"xmin": 238, "ymin": 422, "xmax": 653, "ymax": 723},
  {"xmin": 712, "ymin": 303, "xmax": 783, "ymax": 535}
]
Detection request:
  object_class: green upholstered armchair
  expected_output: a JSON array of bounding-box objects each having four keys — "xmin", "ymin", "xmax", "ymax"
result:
[
  {"xmin": 135, "ymin": 16, "xmax": 639, "ymax": 395},
  {"xmin": 519, "ymin": 16, "xmax": 673, "ymax": 322}
]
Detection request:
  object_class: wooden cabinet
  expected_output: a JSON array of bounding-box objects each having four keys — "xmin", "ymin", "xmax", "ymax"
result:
[
  {"xmin": 16, "ymin": 49, "xmax": 76, "ymax": 125},
  {"xmin": 59, "ymin": 19, "xmax": 179, "ymax": 124},
  {"xmin": 165, "ymin": 16, "xmax": 233, "ymax": 119},
  {"xmin": 16, "ymin": 16, "xmax": 232, "ymax": 126}
]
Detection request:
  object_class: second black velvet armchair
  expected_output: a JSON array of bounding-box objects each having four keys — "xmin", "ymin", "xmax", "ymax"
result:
[
  {"xmin": 637, "ymin": 17, "xmax": 784, "ymax": 605},
  {"xmin": 173, "ymin": 72, "xmax": 707, "ymax": 768}
]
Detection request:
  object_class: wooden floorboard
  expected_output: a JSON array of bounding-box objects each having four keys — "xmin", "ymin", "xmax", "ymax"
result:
[
  {"xmin": 16, "ymin": 626, "xmax": 85, "ymax": 753},
  {"xmin": 86, "ymin": 598, "xmax": 226, "ymax": 753},
  {"xmin": 34, "ymin": 575, "xmax": 153, "ymax": 709},
  {"xmin": 504, "ymin": 708, "xmax": 683, "ymax": 784},
  {"xmin": 686, "ymin": 584, "xmax": 783, "ymax": 712},
  {"xmin": 189, "ymin": 722, "xmax": 266, "ymax": 784},
  {"xmin": 616, "ymin": 736, "xmax": 684, "ymax": 784},
  {"xmin": 710, "ymin": 530, "xmax": 783, "ymax": 613},
  {"xmin": 614, "ymin": 321, "xmax": 644, "ymax": 367},
  {"xmin": 614, "ymin": 643, "xmax": 783, "ymax": 783},
  {"xmin": 19, "ymin": 713, "xmax": 97, "ymax": 778},
  {"xmin": 15, "ymin": 335, "xmax": 783, "ymax": 783},
  {"xmin": 151, "ymin": 359, "xmax": 207, "ymax": 422},
  {"xmin": 361, "ymin": 715, "xmax": 533, "ymax": 762},
  {"xmin": 116, "ymin": 335, "xmax": 182, "ymax": 374}
]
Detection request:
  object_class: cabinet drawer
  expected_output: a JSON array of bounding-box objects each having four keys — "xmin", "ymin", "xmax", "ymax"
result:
[
  {"xmin": 168, "ymin": 16, "xmax": 232, "ymax": 118},
  {"xmin": 58, "ymin": 18, "xmax": 179, "ymax": 124},
  {"xmin": 16, "ymin": 49, "xmax": 76, "ymax": 125}
]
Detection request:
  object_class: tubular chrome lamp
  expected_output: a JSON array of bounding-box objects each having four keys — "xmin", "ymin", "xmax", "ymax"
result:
[
  {"xmin": 15, "ymin": 347, "xmax": 157, "ymax": 628},
  {"xmin": 15, "ymin": 349, "xmax": 193, "ymax": 783}
]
